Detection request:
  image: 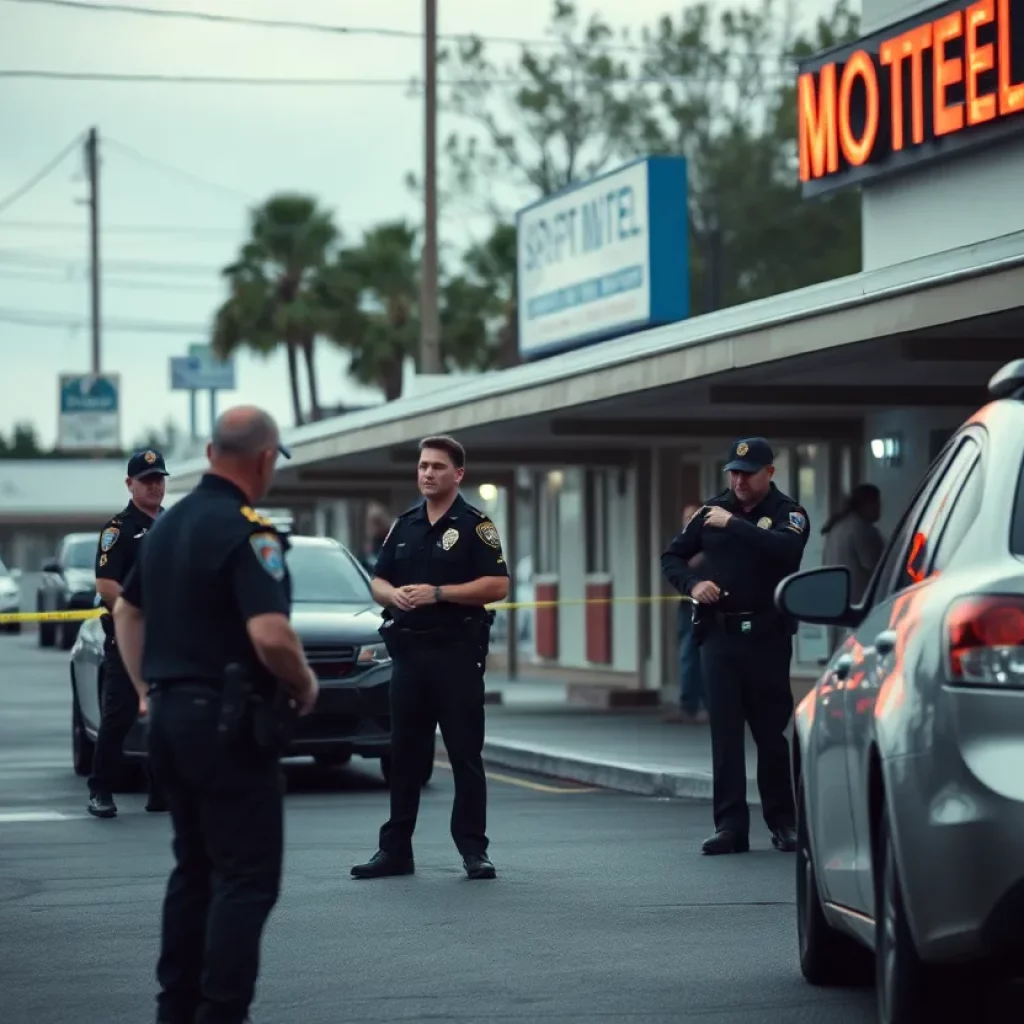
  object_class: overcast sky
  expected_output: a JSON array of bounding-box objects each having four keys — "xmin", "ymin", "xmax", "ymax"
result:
[{"xmin": 0, "ymin": 0, "xmax": 840, "ymax": 452}]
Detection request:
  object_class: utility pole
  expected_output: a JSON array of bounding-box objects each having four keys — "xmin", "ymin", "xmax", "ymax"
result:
[
  {"xmin": 85, "ymin": 127, "xmax": 101, "ymax": 374},
  {"xmin": 419, "ymin": 0, "xmax": 442, "ymax": 375}
]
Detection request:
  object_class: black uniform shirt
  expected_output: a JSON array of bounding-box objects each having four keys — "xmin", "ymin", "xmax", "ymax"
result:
[
  {"xmin": 95, "ymin": 500, "xmax": 158, "ymax": 588},
  {"xmin": 661, "ymin": 482, "xmax": 810, "ymax": 614},
  {"xmin": 373, "ymin": 492, "xmax": 509, "ymax": 630},
  {"xmin": 120, "ymin": 473, "xmax": 292, "ymax": 688}
]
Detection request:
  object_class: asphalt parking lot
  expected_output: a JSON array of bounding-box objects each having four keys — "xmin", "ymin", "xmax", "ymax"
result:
[{"xmin": 0, "ymin": 634, "xmax": 898, "ymax": 1023}]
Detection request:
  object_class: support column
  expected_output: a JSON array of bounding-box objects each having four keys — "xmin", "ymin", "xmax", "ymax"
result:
[{"xmin": 584, "ymin": 573, "xmax": 612, "ymax": 664}]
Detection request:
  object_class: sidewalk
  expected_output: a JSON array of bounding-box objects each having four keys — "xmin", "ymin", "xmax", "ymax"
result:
[{"xmin": 453, "ymin": 679, "xmax": 798, "ymax": 806}]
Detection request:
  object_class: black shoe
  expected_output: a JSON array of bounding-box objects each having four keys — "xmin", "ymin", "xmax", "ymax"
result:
[
  {"xmin": 770, "ymin": 824, "xmax": 797, "ymax": 852},
  {"xmin": 145, "ymin": 795, "xmax": 169, "ymax": 813},
  {"xmin": 463, "ymin": 853, "xmax": 496, "ymax": 880},
  {"xmin": 87, "ymin": 793, "xmax": 116, "ymax": 818},
  {"xmin": 350, "ymin": 850, "xmax": 414, "ymax": 879},
  {"xmin": 700, "ymin": 829, "xmax": 750, "ymax": 855}
]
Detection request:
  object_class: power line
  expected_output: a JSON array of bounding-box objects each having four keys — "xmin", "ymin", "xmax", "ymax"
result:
[
  {"xmin": 0, "ymin": 68, "xmax": 787, "ymax": 87},
  {"xmin": 0, "ymin": 132, "xmax": 85, "ymax": 216},
  {"xmin": 0, "ymin": 218, "xmax": 244, "ymax": 238},
  {"xmin": 0, "ymin": 305, "xmax": 209, "ymax": 334},
  {"xmin": 2, "ymin": 0, "xmax": 639, "ymax": 51},
  {"xmin": 103, "ymin": 137, "xmax": 254, "ymax": 201},
  {"xmin": 0, "ymin": 248, "xmax": 223, "ymax": 276},
  {"xmin": 0, "ymin": 266, "xmax": 223, "ymax": 294}
]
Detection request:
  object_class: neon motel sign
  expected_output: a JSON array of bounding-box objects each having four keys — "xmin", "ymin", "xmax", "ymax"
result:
[{"xmin": 797, "ymin": 0, "xmax": 1024, "ymax": 196}]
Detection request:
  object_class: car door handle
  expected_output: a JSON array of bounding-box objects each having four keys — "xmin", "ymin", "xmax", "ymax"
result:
[
  {"xmin": 873, "ymin": 630, "xmax": 897, "ymax": 656},
  {"xmin": 833, "ymin": 654, "xmax": 854, "ymax": 680}
]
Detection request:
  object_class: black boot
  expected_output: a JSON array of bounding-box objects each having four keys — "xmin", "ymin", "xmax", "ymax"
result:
[
  {"xmin": 351, "ymin": 850, "xmax": 415, "ymax": 879},
  {"xmin": 87, "ymin": 792, "xmax": 116, "ymax": 818},
  {"xmin": 700, "ymin": 829, "xmax": 750, "ymax": 855},
  {"xmin": 770, "ymin": 824, "xmax": 797, "ymax": 852},
  {"xmin": 463, "ymin": 853, "xmax": 496, "ymax": 880}
]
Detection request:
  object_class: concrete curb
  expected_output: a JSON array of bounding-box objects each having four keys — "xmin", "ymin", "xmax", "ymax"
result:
[{"xmin": 481, "ymin": 737, "xmax": 762, "ymax": 805}]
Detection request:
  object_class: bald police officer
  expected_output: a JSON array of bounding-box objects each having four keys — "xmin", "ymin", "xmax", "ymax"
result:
[
  {"xmin": 113, "ymin": 407, "xmax": 318, "ymax": 1024},
  {"xmin": 661, "ymin": 437, "xmax": 809, "ymax": 856},
  {"xmin": 88, "ymin": 448, "xmax": 170, "ymax": 818}
]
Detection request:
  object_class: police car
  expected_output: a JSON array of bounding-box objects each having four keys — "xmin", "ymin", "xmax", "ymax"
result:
[
  {"xmin": 70, "ymin": 531, "xmax": 424, "ymax": 787},
  {"xmin": 775, "ymin": 359, "xmax": 1024, "ymax": 1022}
]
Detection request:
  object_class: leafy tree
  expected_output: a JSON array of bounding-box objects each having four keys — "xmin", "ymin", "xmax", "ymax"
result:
[
  {"xmin": 130, "ymin": 418, "xmax": 183, "ymax": 457},
  {"xmin": 212, "ymin": 193, "xmax": 341, "ymax": 425},
  {"xmin": 0, "ymin": 422, "xmax": 47, "ymax": 458},
  {"xmin": 426, "ymin": 0, "xmax": 862, "ymax": 328}
]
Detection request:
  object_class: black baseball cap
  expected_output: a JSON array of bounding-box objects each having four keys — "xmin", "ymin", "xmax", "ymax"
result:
[
  {"xmin": 724, "ymin": 437, "xmax": 774, "ymax": 473},
  {"xmin": 127, "ymin": 449, "xmax": 169, "ymax": 479}
]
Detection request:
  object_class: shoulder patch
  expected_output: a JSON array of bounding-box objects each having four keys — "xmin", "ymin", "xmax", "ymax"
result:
[
  {"xmin": 240, "ymin": 505, "xmax": 275, "ymax": 528},
  {"xmin": 475, "ymin": 520, "xmax": 502, "ymax": 549},
  {"xmin": 787, "ymin": 509, "xmax": 808, "ymax": 534},
  {"xmin": 100, "ymin": 526, "xmax": 120, "ymax": 552},
  {"xmin": 249, "ymin": 531, "xmax": 285, "ymax": 581}
]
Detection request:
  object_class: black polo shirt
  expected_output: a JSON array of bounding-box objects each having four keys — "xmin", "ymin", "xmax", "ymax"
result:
[
  {"xmin": 120, "ymin": 473, "xmax": 292, "ymax": 688},
  {"xmin": 373, "ymin": 492, "xmax": 508, "ymax": 629},
  {"xmin": 661, "ymin": 482, "xmax": 810, "ymax": 613}
]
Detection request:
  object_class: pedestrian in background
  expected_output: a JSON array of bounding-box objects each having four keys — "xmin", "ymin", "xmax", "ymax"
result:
[
  {"xmin": 661, "ymin": 438, "xmax": 809, "ymax": 857},
  {"xmin": 87, "ymin": 449, "xmax": 170, "ymax": 819},
  {"xmin": 821, "ymin": 483, "xmax": 884, "ymax": 604}
]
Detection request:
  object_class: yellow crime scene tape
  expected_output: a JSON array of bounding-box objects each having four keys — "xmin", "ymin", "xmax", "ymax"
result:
[{"xmin": 0, "ymin": 593, "xmax": 701, "ymax": 625}]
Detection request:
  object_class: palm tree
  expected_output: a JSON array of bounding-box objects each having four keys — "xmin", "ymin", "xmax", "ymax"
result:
[{"xmin": 211, "ymin": 193, "xmax": 340, "ymax": 425}]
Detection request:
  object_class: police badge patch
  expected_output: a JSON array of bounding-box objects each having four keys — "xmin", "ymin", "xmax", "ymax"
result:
[
  {"xmin": 442, "ymin": 527, "xmax": 459, "ymax": 551},
  {"xmin": 788, "ymin": 510, "xmax": 808, "ymax": 533},
  {"xmin": 476, "ymin": 521, "xmax": 501, "ymax": 549},
  {"xmin": 100, "ymin": 526, "xmax": 120, "ymax": 552},
  {"xmin": 757, "ymin": 516, "xmax": 772, "ymax": 529},
  {"xmin": 250, "ymin": 531, "xmax": 285, "ymax": 581}
]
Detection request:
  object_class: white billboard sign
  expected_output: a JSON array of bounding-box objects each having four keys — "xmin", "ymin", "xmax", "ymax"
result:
[{"xmin": 57, "ymin": 373, "xmax": 121, "ymax": 451}]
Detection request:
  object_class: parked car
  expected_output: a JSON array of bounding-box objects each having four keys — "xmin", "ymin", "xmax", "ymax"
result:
[
  {"xmin": 70, "ymin": 534, "xmax": 427, "ymax": 788},
  {"xmin": 0, "ymin": 557, "xmax": 22, "ymax": 634},
  {"xmin": 775, "ymin": 358, "xmax": 1024, "ymax": 1023},
  {"xmin": 37, "ymin": 532, "xmax": 98, "ymax": 649}
]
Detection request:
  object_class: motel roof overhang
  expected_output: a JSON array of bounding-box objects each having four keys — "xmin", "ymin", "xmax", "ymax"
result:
[{"xmin": 167, "ymin": 229, "xmax": 1024, "ymax": 503}]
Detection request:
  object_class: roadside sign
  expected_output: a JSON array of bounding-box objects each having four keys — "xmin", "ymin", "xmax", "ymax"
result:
[
  {"xmin": 170, "ymin": 344, "xmax": 236, "ymax": 391},
  {"xmin": 56, "ymin": 373, "xmax": 120, "ymax": 451}
]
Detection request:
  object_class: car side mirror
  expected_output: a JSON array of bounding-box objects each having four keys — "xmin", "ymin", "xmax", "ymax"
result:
[
  {"xmin": 775, "ymin": 565, "xmax": 859, "ymax": 626},
  {"xmin": 42, "ymin": 558, "xmax": 61, "ymax": 573}
]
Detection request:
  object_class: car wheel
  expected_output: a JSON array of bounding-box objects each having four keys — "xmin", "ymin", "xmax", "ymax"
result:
[
  {"xmin": 71, "ymin": 681, "xmax": 94, "ymax": 777},
  {"xmin": 875, "ymin": 814, "xmax": 975, "ymax": 1023},
  {"xmin": 38, "ymin": 604, "xmax": 54, "ymax": 647},
  {"xmin": 795, "ymin": 778, "xmax": 872, "ymax": 986}
]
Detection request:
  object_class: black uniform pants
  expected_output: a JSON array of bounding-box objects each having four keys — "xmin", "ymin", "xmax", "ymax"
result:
[
  {"xmin": 699, "ymin": 624, "xmax": 796, "ymax": 836},
  {"xmin": 378, "ymin": 641, "xmax": 488, "ymax": 858},
  {"xmin": 147, "ymin": 685, "xmax": 284, "ymax": 1024},
  {"xmin": 88, "ymin": 643, "xmax": 162, "ymax": 800}
]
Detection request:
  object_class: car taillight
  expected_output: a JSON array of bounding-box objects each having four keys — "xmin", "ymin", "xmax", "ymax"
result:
[{"xmin": 946, "ymin": 595, "xmax": 1024, "ymax": 688}]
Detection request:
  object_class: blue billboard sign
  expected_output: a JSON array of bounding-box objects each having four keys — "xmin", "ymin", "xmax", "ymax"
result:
[
  {"xmin": 170, "ymin": 344, "xmax": 236, "ymax": 391},
  {"xmin": 515, "ymin": 155, "xmax": 690, "ymax": 360}
]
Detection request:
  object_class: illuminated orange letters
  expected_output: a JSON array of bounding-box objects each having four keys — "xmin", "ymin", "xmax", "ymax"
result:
[{"xmin": 799, "ymin": 0, "xmax": 1024, "ymax": 186}]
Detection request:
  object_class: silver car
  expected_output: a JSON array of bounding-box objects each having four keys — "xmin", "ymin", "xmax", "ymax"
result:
[{"xmin": 775, "ymin": 359, "xmax": 1024, "ymax": 1023}]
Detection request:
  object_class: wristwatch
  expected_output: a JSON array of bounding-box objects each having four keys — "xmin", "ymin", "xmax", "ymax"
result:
[{"xmin": 434, "ymin": 586, "xmax": 443, "ymax": 603}]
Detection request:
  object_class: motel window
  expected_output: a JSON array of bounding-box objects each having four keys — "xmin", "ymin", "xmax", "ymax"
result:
[{"xmin": 584, "ymin": 470, "xmax": 611, "ymax": 575}]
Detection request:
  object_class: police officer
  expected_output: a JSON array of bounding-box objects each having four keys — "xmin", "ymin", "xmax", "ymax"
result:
[
  {"xmin": 88, "ymin": 448, "xmax": 170, "ymax": 818},
  {"xmin": 351, "ymin": 434, "xmax": 510, "ymax": 881},
  {"xmin": 112, "ymin": 406, "xmax": 319, "ymax": 1024},
  {"xmin": 661, "ymin": 437, "xmax": 809, "ymax": 856}
]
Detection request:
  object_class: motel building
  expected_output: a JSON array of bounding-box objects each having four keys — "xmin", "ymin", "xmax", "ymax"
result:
[{"xmin": 168, "ymin": 0, "xmax": 1024, "ymax": 704}]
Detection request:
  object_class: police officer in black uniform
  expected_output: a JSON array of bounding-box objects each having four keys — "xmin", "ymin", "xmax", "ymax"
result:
[
  {"xmin": 661, "ymin": 437, "xmax": 809, "ymax": 856},
  {"xmin": 351, "ymin": 435, "xmax": 510, "ymax": 882},
  {"xmin": 88, "ymin": 448, "xmax": 170, "ymax": 818},
  {"xmin": 113, "ymin": 406, "xmax": 319, "ymax": 1024}
]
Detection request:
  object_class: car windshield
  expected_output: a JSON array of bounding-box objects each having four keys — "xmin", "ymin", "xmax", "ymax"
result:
[
  {"xmin": 285, "ymin": 543, "xmax": 371, "ymax": 604},
  {"xmin": 64, "ymin": 538, "xmax": 96, "ymax": 570}
]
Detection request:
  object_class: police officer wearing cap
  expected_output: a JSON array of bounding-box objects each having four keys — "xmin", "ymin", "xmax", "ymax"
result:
[
  {"xmin": 88, "ymin": 448, "xmax": 171, "ymax": 818},
  {"xmin": 661, "ymin": 437, "xmax": 809, "ymax": 856},
  {"xmin": 351, "ymin": 434, "xmax": 509, "ymax": 882},
  {"xmin": 113, "ymin": 406, "xmax": 318, "ymax": 1024}
]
